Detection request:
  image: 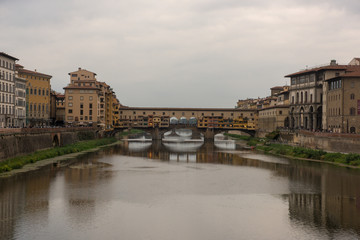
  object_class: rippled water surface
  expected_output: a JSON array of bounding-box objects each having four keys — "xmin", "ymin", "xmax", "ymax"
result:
[{"xmin": 1, "ymin": 133, "xmax": 360, "ymax": 240}]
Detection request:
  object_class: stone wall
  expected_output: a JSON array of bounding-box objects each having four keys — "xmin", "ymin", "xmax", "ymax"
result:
[
  {"xmin": 0, "ymin": 128, "xmax": 98, "ymax": 161},
  {"xmin": 279, "ymin": 130, "xmax": 360, "ymax": 154}
]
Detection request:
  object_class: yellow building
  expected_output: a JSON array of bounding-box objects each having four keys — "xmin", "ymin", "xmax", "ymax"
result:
[
  {"xmin": 16, "ymin": 65, "xmax": 52, "ymax": 127},
  {"xmin": 112, "ymin": 96, "xmax": 121, "ymax": 127}
]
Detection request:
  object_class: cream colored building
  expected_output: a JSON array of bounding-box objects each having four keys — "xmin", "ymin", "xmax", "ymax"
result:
[
  {"xmin": 14, "ymin": 76, "xmax": 27, "ymax": 127},
  {"xmin": 285, "ymin": 59, "xmax": 360, "ymax": 130},
  {"xmin": 64, "ymin": 68, "xmax": 120, "ymax": 128},
  {"xmin": 0, "ymin": 52, "xmax": 18, "ymax": 128}
]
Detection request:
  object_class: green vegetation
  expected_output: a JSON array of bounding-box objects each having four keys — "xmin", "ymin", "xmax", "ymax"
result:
[
  {"xmin": 226, "ymin": 132, "xmax": 360, "ymax": 167},
  {"xmin": 224, "ymin": 133, "xmax": 262, "ymax": 146},
  {"xmin": 0, "ymin": 138, "xmax": 117, "ymax": 173}
]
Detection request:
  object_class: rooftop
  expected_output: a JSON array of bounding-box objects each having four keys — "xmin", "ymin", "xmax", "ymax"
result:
[
  {"xmin": 0, "ymin": 52, "xmax": 19, "ymax": 61},
  {"xmin": 18, "ymin": 68, "xmax": 52, "ymax": 78}
]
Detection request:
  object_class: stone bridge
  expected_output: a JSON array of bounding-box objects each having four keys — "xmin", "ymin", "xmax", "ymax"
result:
[{"xmin": 111, "ymin": 125, "xmax": 255, "ymax": 141}]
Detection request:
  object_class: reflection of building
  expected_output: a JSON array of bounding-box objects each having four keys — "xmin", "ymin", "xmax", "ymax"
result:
[
  {"xmin": 0, "ymin": 173, "xmax": 52, "ymax": 240},
  {"xmin": 0, "ymin": 52, "xmax": 18, "ymax": 128}
]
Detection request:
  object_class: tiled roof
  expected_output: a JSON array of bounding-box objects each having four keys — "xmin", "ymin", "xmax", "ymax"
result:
[
  {"xmin": 18, "ymin": 68, "xmax": 52, "ymax": 78},
  {"xmin": 326, "ymin": 70, "xmax": 360, "ymax": 81},
  {"xmin": 270, "ymin": 86, "xmax": 284, "ymax": 90},
  {"xmin": 0, "ymin": 52, "xmax": 19, "ymax": 61},
  {"xmin": 285, "ymin": 65, "xmax": 349, "ymax": 77},
  {"xmin": 118, "ymin": 107, "xmax": 257, "ymax": 112},
  {"xmin": 63, "ymin": 85, "xmax": 100, "ymax": 90}
]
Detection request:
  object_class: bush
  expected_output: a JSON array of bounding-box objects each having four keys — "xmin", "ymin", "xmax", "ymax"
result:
[{"xmin": 265, "ymin": 131, "xmax": 280, "ymax": 140}]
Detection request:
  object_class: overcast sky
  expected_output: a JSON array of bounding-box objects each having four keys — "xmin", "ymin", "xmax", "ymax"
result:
[{"xmin": 1, "ymin": 0, "xmax": 359, "ymax": 108}]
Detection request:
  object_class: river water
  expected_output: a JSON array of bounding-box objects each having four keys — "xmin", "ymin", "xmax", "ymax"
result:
[{"xmin": 1, "ymin": 132, "xmax": 360, "ymax": 240}]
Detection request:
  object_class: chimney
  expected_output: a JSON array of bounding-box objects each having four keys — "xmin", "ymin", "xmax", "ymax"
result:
[
  {"xmin": 78, "ymin": 67, "xmax": 81, "ymax": 70},
  {"xmin": 330, "ymin": 60, "xmax": 337, "ymax": 66}
]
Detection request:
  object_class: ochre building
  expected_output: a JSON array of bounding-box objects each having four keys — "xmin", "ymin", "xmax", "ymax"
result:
[{"xmin": 16, "ymin": 64, "xmax": 52, "ymax": 127}]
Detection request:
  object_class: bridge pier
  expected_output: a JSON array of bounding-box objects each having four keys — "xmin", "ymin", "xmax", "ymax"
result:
[
  {"xmin": 204, "ymin": 128, "xmax": 215, "ymax": 142},
  {"xmin": 151, "ymin": 128, "xmax": 162, "ymax": 140}
]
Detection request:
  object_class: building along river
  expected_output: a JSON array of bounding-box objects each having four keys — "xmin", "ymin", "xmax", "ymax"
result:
[{"xmin": 1, "ymin": 131, "xmax": 360, "ymax": 240}]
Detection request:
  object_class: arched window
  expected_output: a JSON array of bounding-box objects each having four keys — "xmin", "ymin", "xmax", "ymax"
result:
[
  {"xmin": 350, "ymin": 94, "xmax": 355, "ymax": 100},
  {"xmin": 350, "ymin": 127, "xmax": 356, "ymax": 133},
  {"xmin": 296, "ymin": 92, "xmax": 299, "ymax": 103},
  {"xmin": 305, "ymin": 92, "xmax": 308, "ymax": 103},
  {"xmin": 350, "ymin": 107, "xmax": 356, "ymax": 116},
  {"xmin": 301, "ymin": 92, "xmax": 303, "ymax": 103}
]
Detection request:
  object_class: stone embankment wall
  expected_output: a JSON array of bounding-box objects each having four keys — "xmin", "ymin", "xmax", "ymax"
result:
[
  {"xmin": 0, "ymin": 127, "xmax": 99, "ymax": 161},
  {"xmin": 279, "ymin": 130, "xmax": 360, "ymax": 154}
]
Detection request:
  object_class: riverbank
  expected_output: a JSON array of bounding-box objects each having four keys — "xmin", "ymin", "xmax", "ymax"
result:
[
  {"xmin": 225, "ymin": 133, "xmax": 360, "ymax": 169},
  {"xmin": 0, "ymin": 138, "xmax": 118, "ymax": 177}
]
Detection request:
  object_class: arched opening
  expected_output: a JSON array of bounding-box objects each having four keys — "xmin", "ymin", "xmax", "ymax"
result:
[
  {"xmin": 284, "ymin": 117, "xmax": 289, "ymax": 128},
  {"xmin": 170, "ymin": 117, "xmax": 178, "ymax": 125},
  {"xmin": 300, "ymin": 107, "xmax": 304, "ymax": 128},
  {"xmin": 52, "ymin": 135, "xmax": 60, "ymax": 147},
  {"xmin": 316, "ymin": 106, "xmax": 322, "ymax": 130},
  {"xmin": 189, "ymin": 117, "xmax": 197, "ymax": 126},
  {"xmin": 309, "ymin": 106, "xmax": 314, "ymax": 130},
  {"xmin": 179, "ymin": 117, "xmax": 188, "ymax": 125},
  {"xmin": 350, "ymin": 127, "xmax": 356, "ymax": 134}
]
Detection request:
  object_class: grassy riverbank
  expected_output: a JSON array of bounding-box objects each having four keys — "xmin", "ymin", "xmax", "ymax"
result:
[
  {"xmin": 0, "ymin": 138, "xmax": 117, "ymax": 173},
  {"xmin": 225, "ymin": 133, "xmax": 360, "ymax": 167}
]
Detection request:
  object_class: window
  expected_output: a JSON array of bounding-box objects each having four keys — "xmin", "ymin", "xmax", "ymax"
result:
[
  {"xmin": 89, "ymin": 96, "xmax": 93, "ymax": 101},
  {"xmin": 350, "ymin": 107, "xmax": 356, "ymax": 116},
  {"xmin": 80, "ymin": 110, "xmax": 83, "ymax": 115},
  {"xmin": 80, "ymin": 96, "xmax": 84, "ymax": 101},
  {"xmin": 350, "ymin": 94, "xmax": 355, "ymax": 100},
  {"xmin": 80, "ymin": 103, "xmax": 83, "ymax": 109},
  {"xmin": 68, "ymin": 102, "xmax": 73, "ymax": 107},
  {"xmin": 89, "ymin": 103, "xmax": 92, "ymax": 109},
  {"xmin": 67, "ymin": 116, "xmax": 73, "ymax": 120},
  {"xmin": 68, "ymin": 109, "xmax": 72, "ymax": 113},
  {"xmin": 34, "ymin": 89, "xmax": 37, "ymax": 95},
  {"xmin": 68, "ymin": 96, "xmax": 73, "ymax": 100},
  {"xmin": 89, "ymin": 110, "xmax": 93, "ymax": 115}
]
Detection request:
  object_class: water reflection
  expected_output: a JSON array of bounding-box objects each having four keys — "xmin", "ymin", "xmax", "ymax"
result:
[{"xmin": 1, "ymin": 137, "xmax": 360, "ymax": 239}]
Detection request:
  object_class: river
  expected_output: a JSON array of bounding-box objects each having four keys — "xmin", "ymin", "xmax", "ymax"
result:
[{"xmin": 1, "ymin": 132, "xmax": 360, "ymax": 240}]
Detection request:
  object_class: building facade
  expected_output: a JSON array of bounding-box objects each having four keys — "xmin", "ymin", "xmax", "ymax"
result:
[
  {"xmin": 285, "ymin": 60, "xmax": 360, "ymax": 131},
  {"xmin": 14, "ymin": 76, "xmax": 27, "ymax": 127},
  {"xmin": 326, "ymin": 70, "xmax": 360, "ymax": 133},
  {"xmin": 17, "ymin": 65, "xmax": 52, "ymax": 127},
  {"xmin": 257, "ymin": 86, "xmax": 290, "ymax": 134},
  {"xmin": 0, "ymin": 52, "xmax": 18, "ymax": 128}
]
